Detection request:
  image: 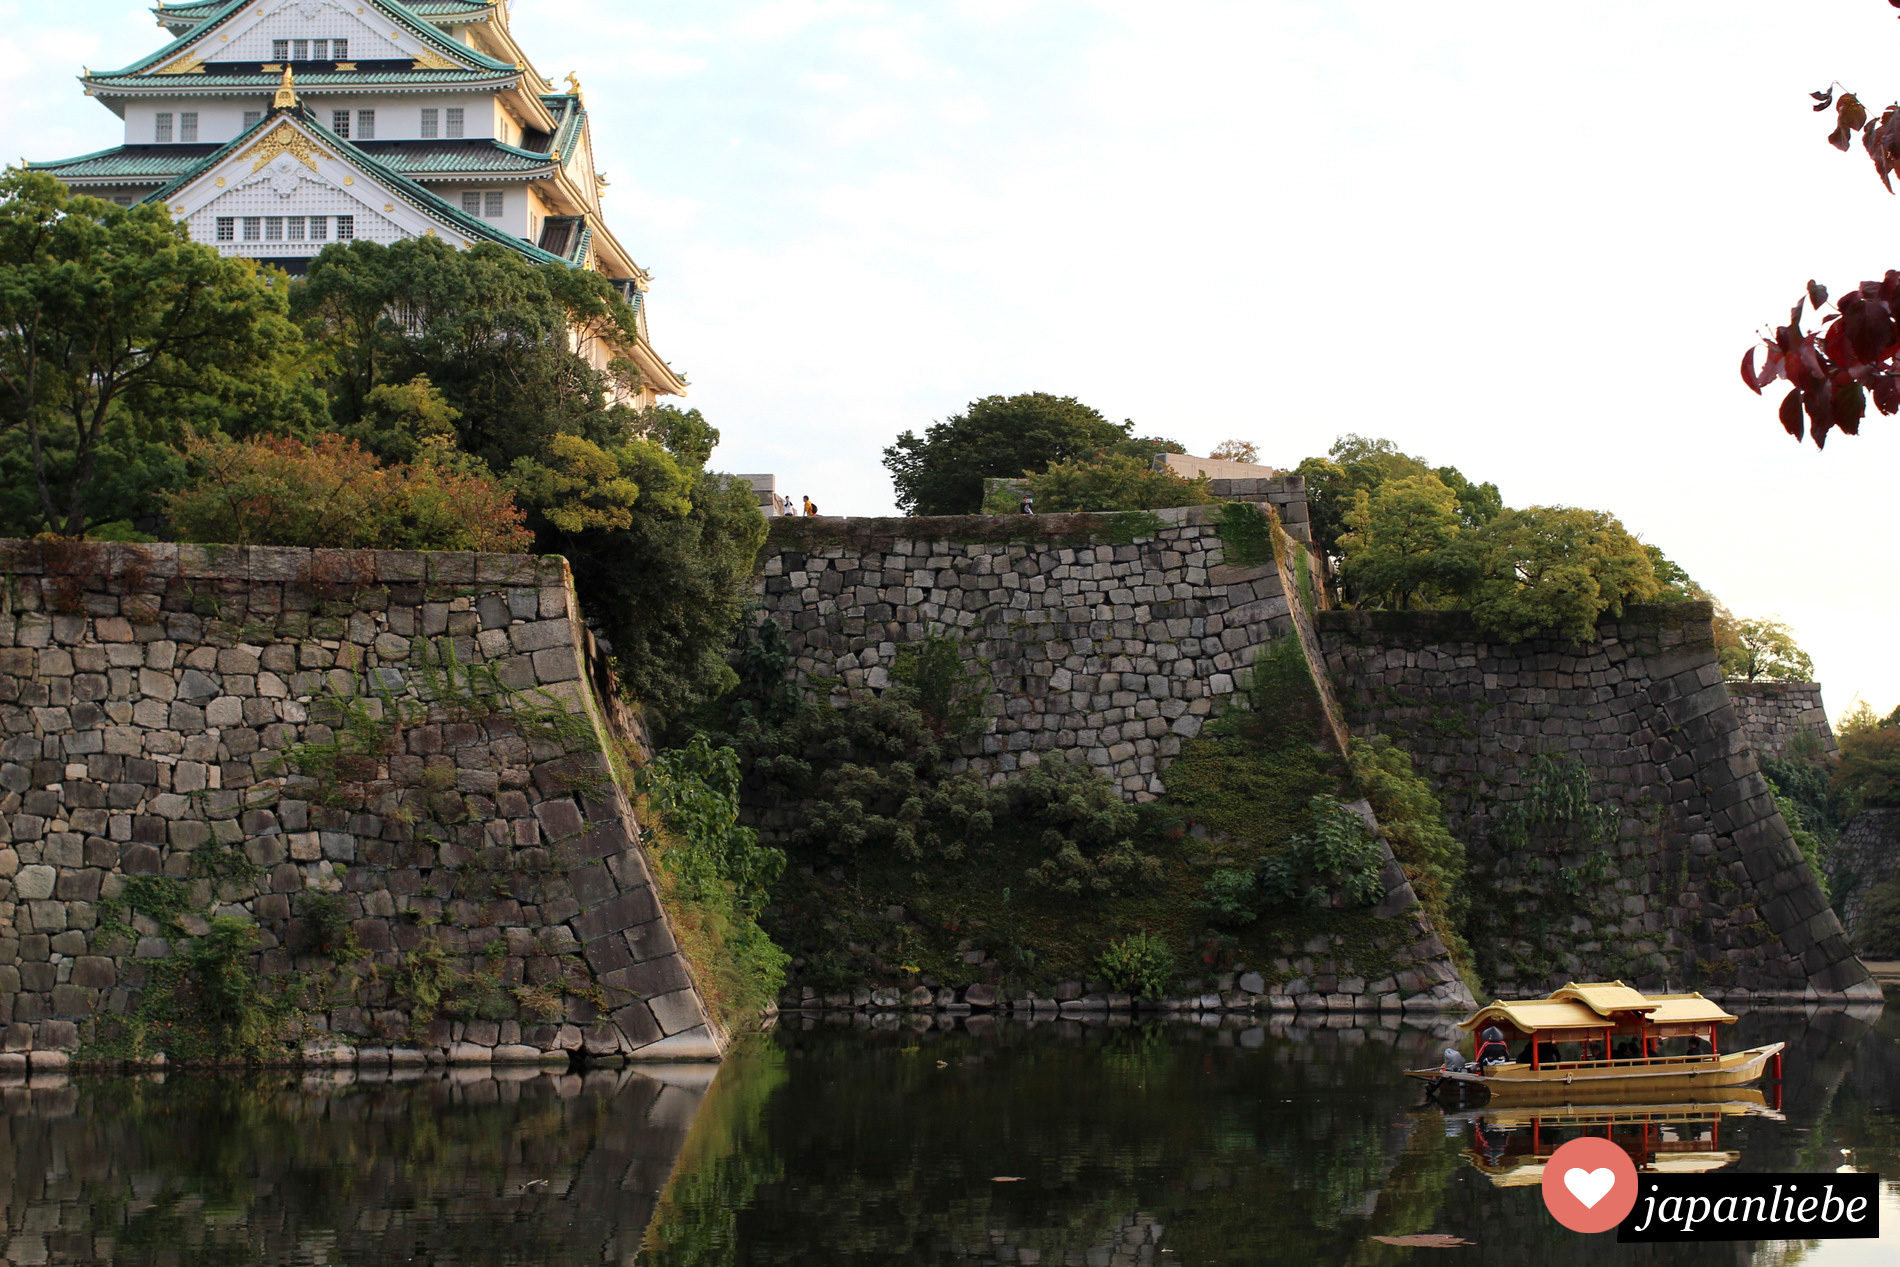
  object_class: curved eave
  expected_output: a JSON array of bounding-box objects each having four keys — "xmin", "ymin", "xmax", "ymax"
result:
[
  {"xmin": 627, "ymin": 338, "xmax": 689, "ymax": 398},
  {"xmin": 82, "ymin": 72, "xmax": 521, "ymax": 97},
  {"xmin": 106, "ymin": 0, "xmax": 515, "ymax": 79}
]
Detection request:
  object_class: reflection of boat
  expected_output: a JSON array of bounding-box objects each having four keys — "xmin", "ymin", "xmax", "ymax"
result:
[
  {"xmin": 1405, "ymin": 981, "xmax": 1785, "ymax": 1103},
  {"xmin": 1446, "ymin": 1095, "xmax": 1785, "ymax": 1188}
]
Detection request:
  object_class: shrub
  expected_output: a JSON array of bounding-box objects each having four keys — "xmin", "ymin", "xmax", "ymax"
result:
[
  {"xmin": 1350, "ymin": 736, "xmax": 1467, "ymax": 931},
  {"xmin": 166, "ymin": 433, "xmax": 533, "ymax": 551},
  {"xmin": 1858, "ymin": 879, "xmax": 1900, "ymax": 958},
  {"xmin": 1257, "ymin": 795, "xmax": 1389, "ymax": 910},
  {"xmin": 1837, "ymin": 724, "xmax": 1900, "ymax": 809},
  {"xmin": 1198, "ymin": 868, "xmax": 1260, "ymax": 926},
  {"xmin": 1015, "ymin": 452, "xmax": 1213, "ymax": 513},
  {"xmin": 1467, "ymin": 506, "xmax": 1661, "ymax": 643},
  {"xmin": 1096, "ymin": 931, "xmax": 1175, "ymax": 1000}
]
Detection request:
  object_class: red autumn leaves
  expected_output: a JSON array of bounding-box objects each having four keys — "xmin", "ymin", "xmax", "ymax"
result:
[
  {"xmin": 1742, "ymin": 277, "xmax": 1900, "ymax": 448},
  {"xmin": 1744, "ymin": 55, "xmax": 1900, "ymax": 447}
]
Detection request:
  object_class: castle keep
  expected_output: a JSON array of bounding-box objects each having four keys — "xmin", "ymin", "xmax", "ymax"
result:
[{"xmin": 31, "ymin": 0, "xmax": 681, "ymax": 405}]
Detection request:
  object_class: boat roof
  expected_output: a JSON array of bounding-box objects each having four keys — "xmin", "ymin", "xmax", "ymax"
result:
[{"xmin": 1459, "ymin": 982, "xmax": 1737, "ymax": 1033}]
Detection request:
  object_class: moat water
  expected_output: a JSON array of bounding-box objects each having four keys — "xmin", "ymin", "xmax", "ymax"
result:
[{"xmin": 3, "ymin": 1004, "xmax": 1897, "ymax": 1265}]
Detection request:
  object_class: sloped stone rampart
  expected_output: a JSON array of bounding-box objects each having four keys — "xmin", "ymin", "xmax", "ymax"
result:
[
  {"xmin": 1727, "ymin": 681, "xmax": 1838, "ymax": 762},
  {"xmin": 757, "ymin": 506, "xmax": 1298, "ymax": 801},
  {"xmin": 0, "ymin": 540, "xmax": 720, "ymax": 1069},
  {"xmin": 1317, "ymin": 604, "xmax": 1877, "ymax": 1003}
]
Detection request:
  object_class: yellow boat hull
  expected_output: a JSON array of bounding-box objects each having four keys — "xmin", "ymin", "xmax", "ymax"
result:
[{"xmin": 1407, "ymin": 1042, "xmax": 1785, "ymax": 1103}]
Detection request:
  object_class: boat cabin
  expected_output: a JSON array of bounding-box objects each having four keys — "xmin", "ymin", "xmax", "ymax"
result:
[{"xmin": 1458, "ymin": 981, "xmax": 1737, "ymax": 1072}]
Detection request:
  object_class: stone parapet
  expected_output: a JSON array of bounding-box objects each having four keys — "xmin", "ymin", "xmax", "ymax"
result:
[
  {"xmin": 1726, "ymin": 681, "xmax": 1838, "ymax": 762},
  {"xmin": 0, "ymin": 539, "xmax": 721, "ymax": 1065}
]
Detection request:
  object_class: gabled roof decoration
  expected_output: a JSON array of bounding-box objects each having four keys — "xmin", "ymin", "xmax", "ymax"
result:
[
  {"xmin": 111, "ymin": 0, "xmax": 515, "ymax": 80},
  {"xmin": 140, "ymin": 105, "xmax": 572, "ymax": 267}
]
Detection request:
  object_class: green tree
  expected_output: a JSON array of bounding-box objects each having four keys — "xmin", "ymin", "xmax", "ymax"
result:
[
  {"xmin": 883, "ymin": 393, "xmax": 1147, "ymax": 515},
  {"xmin": 295, "ymin": 239, "xmax": 763, "ymax": 723},
  {"xmin": 1719, "ymin": 617, "xmax": 1815, "ymax": 683},
  {"xmin": 1294, "ymin": 435, "xmax": 1499, "ymax": 560},
  {"xmin": 1837, "ymin": 707, "xmax": 1900, "ymax": 809},
  {"xmin": 0, "ymin": 170, "xmax": 322, "ymax": 536},
  {"xmin": 1467, "ymin": 506, "xmax": 1661, "ymax": 642},
  {"xmin": 1337, "ymin": 473, "xmax": 1476, "ymax": 609},
  {"xmin": 1001, "ymin": 451, "xmax": 1212, "ymax": 513}
]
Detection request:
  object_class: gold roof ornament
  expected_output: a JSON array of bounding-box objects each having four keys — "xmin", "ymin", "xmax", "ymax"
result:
[
  {"xmin": 273, "ymin": 64, "xmax": 298, "ymax": 110},
  {"xmin": 564, "ymin": 70, "xmax": 584, "ymax": 102}
]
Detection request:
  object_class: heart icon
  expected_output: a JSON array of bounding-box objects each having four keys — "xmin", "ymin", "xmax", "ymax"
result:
[{"xmin": 1564, "ymin": 1167, "xmax": 1617, "ymax": 1209}]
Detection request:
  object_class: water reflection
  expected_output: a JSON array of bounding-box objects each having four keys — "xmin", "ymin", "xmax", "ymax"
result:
[
  {"xmin": 0, "ymin": 1065, "xmax": 712, "ymax": 1266},
  {"xmin": 2, "ymin": 1005, "xmax": 1896, "ymax": 1265}
]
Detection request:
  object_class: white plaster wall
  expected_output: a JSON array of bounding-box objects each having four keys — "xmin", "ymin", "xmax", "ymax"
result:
[
  {"xmin": 299, "ymin": 93, "xmax": 497, "ymax": 141},
  {"xmin": 122, "ymin": 98, "xmax": 269, "ymax": 145},
  {"xmin": 212, "ymin": 1, "xmax": 418, "ymax": 64}
]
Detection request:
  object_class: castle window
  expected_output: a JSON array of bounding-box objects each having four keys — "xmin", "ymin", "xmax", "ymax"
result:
[
  {"xmin": 272, "ymin": 40, "xmax": 289, "ymax": 61},
  {"xmin": 179, "ymin": 112, "xmax": 198, "ymax": 143},
  {"xmin": 313, "ymin": 40, "xmax": 329, "ymax": 60},
  {"xmin": 337, "ymin": 216, "xmax": 355, "ymax": 241},
  {"xmin": 484, "ymin": 192, "xmax": 503, "ymax": 218},
  {"xmin": 357, "ymin": 110, "xmax": 376, "ymax": 140},
  {"xmin": 287, "ymin": 217, "xmax": 305, "ymax": 241},
  {"xmin": 244, "ymin": 110, "xmax": 262, "ymax": 130},
  {"xmin": 309, "ymin": 216, "xmax": 328, "ymax": 241},
  {"xmin": 332, "ymin": 110, "xmax": 350, "ymax": 138},
  {"xmin": 264, "ymin": 217, "xmax": 283, "ymax": 242},
  {"xmin": 462, "ymin": 192, "xmax": 481, "ymax": 215},
  {"xmin": 421, "ymin": 108, "xmax": 438, "ymax": 138},
  {"xmin": 292, "ymin": 40, "xmax": 308, "ymax": 61},
  {"xmin": 155, "ymin": 112, "xmax": 173, "ymax": 143},
  {"xmin": 241, "ymin": 217, "xmax": 261, "ymax": 242},
  {"xmin": 215, "ymin": 217, "xmax": 234, "ymax": 241},
  {"xmin": 333, "ymin": 39, "xmax": 347, "ymax": 60},
  {"xmin": 446, "ymin": 107, "xmax": 464, "ymax": 138}
]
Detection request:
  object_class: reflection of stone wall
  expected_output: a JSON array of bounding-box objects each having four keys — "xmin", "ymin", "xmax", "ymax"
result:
[
  {"xmin": 1834, "ymin": 809, "xmax": 1900, "ymax": 949},
  {"xmin": 0, "ymin": 1066, "xmax": 709, "ymax": 1264},
  {"xmin": 0, "ymin": 540, "xmax": 719, "ymax": 1068},
  {"xmin": 1726, "ymin": 682, "xmax": 1838, "ymax": 762},
  {"xmin": 1318, "ymin": 604, "xmax": 1876, "ymax": 1002}
]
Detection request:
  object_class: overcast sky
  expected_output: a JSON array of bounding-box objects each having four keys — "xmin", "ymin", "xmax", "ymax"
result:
[{"xmin": 6, "ymin": 0, "xmax": 1900, "ymax": 720}]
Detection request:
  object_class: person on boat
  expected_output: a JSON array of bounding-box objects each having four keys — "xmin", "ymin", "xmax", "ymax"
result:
[
  {"xmin": 1475, "ymin": 1024, "xmax": 1510, "ymax": 1069},
  {"xmin": 1442, "ymin": 1045, "xmax": 1464, "ymax": 1072}
]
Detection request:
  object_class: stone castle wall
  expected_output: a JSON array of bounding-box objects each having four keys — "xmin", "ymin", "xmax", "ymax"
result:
[
  {"xmin": 1726, "ymin": 681, "xmax": 1839, "ymax": 763},
  {"xmin": 756, "ymin": 506, "xmax": 1300, "ymax": 801},
  {"xmin": 1833, "ymin": 809, "xmax": 1900, "ymax": 949},
  {"xmin": 1317, "ymin": 605, "xmax": 1876, "ymax": 1002},
  {"xmin": 0, "ymin": 540, "xmax": 720, "ymax": 1072}
]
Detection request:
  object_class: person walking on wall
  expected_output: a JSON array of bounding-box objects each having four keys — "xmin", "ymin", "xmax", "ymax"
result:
[
  {"xmin": 803, "ymin": 495, "xmax": 819, "ymax": 516},
  {"xmin": 1019, "ymin": 493, "xmax": 1035, "ymax": 515}
]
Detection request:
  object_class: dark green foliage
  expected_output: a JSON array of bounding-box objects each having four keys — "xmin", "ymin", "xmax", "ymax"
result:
[
  {"xmin": 640, "ymin": 736, "xmax": 785, "ymax": 919},
  {"xmin": 1198, "ymin": 869, "xmax": 1260, "ymax": 926},
  {"xmin": 1294, "ymin": 434, "xmax": 1501, "ymax": 562},
  {"xmin": 1490, "ymin": 754, "xmax": 1621, "ymax": 859},
  {"xmin": 1095, "ymin": 932, "xmax": 1175, "ymax": 1000},
  {"xmin": 1837, "ymin": 714, "xmax": 1900, "ymax": 809},
  {"xmin": 297, "ymin": 891, "xmax": 358, "ymax": 958},
  {"xmin": 1009, "ymin": 757, "xmax": 1164, "ymax": 896},
  {"xmin": 882, "ymin": 393, "xmax": 1155, "ymax": 515},
  {"xmin": 1217, "ymin": 501, "xmax": 1277, "ymax": 567},
  {"xmin": 891, "ymin": 628, "xmax": 987, "ymax": 739},
  {"xmin": 722, "ymin": 615, "xmax": 802, "ymax": 728},
  {"xmin": 1349, "ymin": 735, "xmax": 1471, "ymax": 967},
  {"xmin": 1256, "ymin": 796, "xmax": 1387, "ymax": 910},
  {"xmin": 0, "ymin": 170, "xmax": 324, "ymax": 536},
  {"xmin": 1858, "ymin": 879, "xmax": 1900, "ymax": 956}
]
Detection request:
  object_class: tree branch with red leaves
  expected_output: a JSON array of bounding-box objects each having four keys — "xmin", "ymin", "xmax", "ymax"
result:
[{"xmin": 1742, "ymin": 1, "xmax": 1900, "ymax": 447}]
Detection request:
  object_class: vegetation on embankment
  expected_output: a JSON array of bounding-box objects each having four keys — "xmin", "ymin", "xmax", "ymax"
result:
[{"xmin": 683, "ymin": 624, "xmax": 1470, "ymax": 1002}]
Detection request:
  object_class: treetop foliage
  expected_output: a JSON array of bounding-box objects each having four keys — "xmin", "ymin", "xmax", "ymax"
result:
[{"xmin": 883, "ymin": 392, "xmax": 1160, "ymax": 515}]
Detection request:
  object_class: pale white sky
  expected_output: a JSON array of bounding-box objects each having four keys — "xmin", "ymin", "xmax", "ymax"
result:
[{"xmin": 5, "ymin": 1, "xmax": 1899, "ymax": 720}]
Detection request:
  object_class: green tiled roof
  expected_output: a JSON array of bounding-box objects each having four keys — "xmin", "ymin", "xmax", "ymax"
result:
[
  {"xmin": 107, "ymin": 0, "xmax": 515, "ymax": 79},
  {"xmin": 27, "ymin": 143, "xmax": 219, "ymax": 181},
  {"xmin": 403, "ymin": 1, "xmax": 496, "ymax": 15},
  {"xmin": 86, "ymin": 68, "xmax": 513, "ymax": 92},
  {"xmin": 355, "ymin": 139, "xmax": 555, "ymax": 175}
]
